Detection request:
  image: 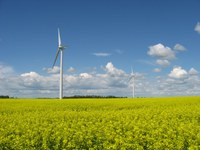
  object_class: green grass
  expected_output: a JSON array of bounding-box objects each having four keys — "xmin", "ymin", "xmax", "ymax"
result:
[{"xmin": 0, "ymin": 97, "xmax": 200, "ymax": 149}]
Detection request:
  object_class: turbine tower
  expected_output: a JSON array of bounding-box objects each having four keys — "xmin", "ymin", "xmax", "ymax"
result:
[
  {"xmin": 52, "ymin": 28, "xmax": 66, "ymax": 99},
  {"xmin": 129, "ymin": 67, "xmax": 135, "ymax": 98}
]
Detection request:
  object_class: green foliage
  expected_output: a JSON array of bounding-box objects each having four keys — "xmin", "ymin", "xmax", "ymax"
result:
[{"xmin": 0, "ymin": 97, "xmax": 200, "ymax": 149}]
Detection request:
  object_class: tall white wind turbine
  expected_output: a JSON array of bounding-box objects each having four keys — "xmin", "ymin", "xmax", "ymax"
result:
[
  {"xmin": 129, "ymin": 67, "xmax": 135, "ymax": 98},
  {"xmin": 52, "ymin": 28, "xmax": 66, "ymax": 99}
]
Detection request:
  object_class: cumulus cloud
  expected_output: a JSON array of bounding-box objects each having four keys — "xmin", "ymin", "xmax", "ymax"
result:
[
  {"xmin": 1, "ymin": 62, "xmax": 200, "ymax": 98},
  {"xmin": 67, "ymin": 67, "xmax": 76, "ymax": 73},
  {"xmin": 0, "ymin": 64, "xmax": 17, "ymax": 96},
  {"xmin": 189, "ymin": 68, "xmax": 198, "ymax": 75},
  {"xmin": 0, "ymin": 62, "xmax": 132, "ymax": 97},
  {"xmin": 93, "ymin": 52, "xmax": 111, "ymax": 57},
  {"xmin": 21, "ymin": 71, "xmax": 40, "ymax": 78},
  {"xmin": 147, "ymin": 43, "xmax": 187, "ymax": 69},
  {"xmin": 80, "ymin": 73, "xmax": 93, "ymax": 79},
  {"xmin": 154, "ymin": 68, "xmax": 161, "ymax": 73},
  {"xmin": 168, "ymin": 66, "xmax": 188, "ymax": 79},
  {"xmin": 0, "ymin": 64, "xmax": 14, "ymax": 77},
  {"xmin": 147, "ymin": 43, "xmax": 176, "ymax": 60},
  {"xmin": 156, "ymin": 59, "xmax": 170, "ymax": 67},
  {"xmin": 43, "ymin": 66, "xmax": 60, "ymax": 74},
  {"xmin": 154, "ymin": 73, "xmax": 200, "ymax": 96},
  {"xmin": 104, "ymin": 62, "xmax": 125, "ymax": 76},
  {"xmin": 195, "ymin": 22, "xmax": 200, "ymax": 34},
  {"xmin": 19, "ymin": 71, "xmax": 50, "ymax": 89},
  {"xmin": 173, "ymin": 44, "xmax": 186, "ymax": 51}
]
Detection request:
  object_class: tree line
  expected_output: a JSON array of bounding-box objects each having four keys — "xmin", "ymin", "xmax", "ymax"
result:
[
  {"xmin": 63, "ymin": 95, "xmax": 127, "ymax": 99},
  {"xmin": 0, "ymin": 95, "xmax": 127, "ymax": 99},
  {"xmin": 0, "ymin": 95, "xmax": 9, "ymax": 98}
]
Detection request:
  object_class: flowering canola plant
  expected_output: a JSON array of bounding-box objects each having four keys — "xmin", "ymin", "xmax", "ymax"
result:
[{"xmin": 0, "ymin": 97, "xmax": 200, "ymax": 149}]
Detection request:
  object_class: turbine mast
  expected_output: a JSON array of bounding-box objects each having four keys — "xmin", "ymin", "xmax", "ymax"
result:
[
  {"xmin": 52, "ymin": 28, "xmax": 65, "ymax": 99},
  {"xmin": 58, "ymin": 28, "xmax": 64, "ymax": 99},
  {"xmin": 131, "ymin": 67, "xmax": 135, "ymax": 98},
  {"xmin": 60, "ymin": 49, "xmax": 63, "ymax": 99},
  {"xmin": 132, "ymin": 75, "xmax": 135, "ymax": 98}
]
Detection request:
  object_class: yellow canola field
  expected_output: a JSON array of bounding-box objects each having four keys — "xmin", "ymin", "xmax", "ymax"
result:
[{"xmin": 0, "ymin": 97, "xmax": 200, "ymax": 149}]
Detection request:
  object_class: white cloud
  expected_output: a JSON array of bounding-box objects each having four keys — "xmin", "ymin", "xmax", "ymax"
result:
[
  {"xmin": 2, "ymin": 62, "xmax": 141, "ymax": 98},
  {"xmin": 43, "ymin": 66, "xmax": 60, "ymax": 74},
  {"xmin": 80, "ymin": 73, "xmax": 93, "ymax": 79},
  {"xmin": 147, "ymin": 43, "xmax": 176, "ymax": 60},
  {"xmin": 154, "ymin": 68, "xmax": 161, "ymax": 72},
  {"xmin": 154, "ymin": 74, "xmax": 200, "ymax": 96},
  {"xmin": 0, "ymin": 64, "xmax": 14, "ymax": 77},
  {"xmin": 156, "ymin": 59, "xmax": 170, "ymax": 67},
  {"xmin": 20, "ymin": 72, "xmax": 46, "ymax": 88},
  {"xmin": 104, "ymin": 62, "xmax": 125, "ymax": 76},
  {"xmin": 173, "ymin": 44, "xmax": 186, "ymax": 51},
  {"xmin": 195, "ymin": 22, "xmax": 200, "ymax": 34},
  {"xmin": 21, "ymin": 71, "xmax": 40, "ymax": 78},
  {"xmin": 1, "ymin": 62, "xmax": 200, "ymax": 98},
  {"xmin": 93, "ymin": 53, "xmax": 111, "ymax": 57},
  {"xmin": 168, "ymin": 66, "xmax": 188, "ymax": 79},
  {"xmin": 67, "ymin": 67, "xmax": 76, "ymax": 73},
  {"xmin": 189, "ymin": 68, "xmax": 198, "ymax": 75}
]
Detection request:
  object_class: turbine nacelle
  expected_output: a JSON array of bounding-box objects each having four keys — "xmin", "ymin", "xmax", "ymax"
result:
[
  {"xmin": 58, "ymin": 45, "xmax": 65, "ymax": 50},
  {"xmin": 59, "ymin": 44, "xmax": 68, "ymax": 50}
]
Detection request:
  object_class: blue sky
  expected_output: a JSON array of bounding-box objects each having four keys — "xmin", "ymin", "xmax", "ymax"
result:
[{"xmin": 0, "ymin": 0, "xmax": 200, "ymax": 98}]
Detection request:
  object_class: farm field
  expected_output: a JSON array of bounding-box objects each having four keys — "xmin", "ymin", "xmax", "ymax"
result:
[{"xmin": 0, "ymin": 97, "xmax": 200, "ymax": 149}]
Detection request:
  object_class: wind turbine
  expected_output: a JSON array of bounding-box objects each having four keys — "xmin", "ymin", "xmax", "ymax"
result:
[
  {"xmin": 52, "ymin": 28, "xmax": 66, "ymax": 99},
  {"xmin": 129, "ymin": 67, "xmax": 135, "ymax": 98}
]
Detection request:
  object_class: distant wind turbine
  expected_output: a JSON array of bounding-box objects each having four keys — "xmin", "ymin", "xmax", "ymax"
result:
[
  {"xmin": 129, "ymin": 67, "xmax": 135, "ymax": 98},
  {"xmin": 52, "ymin": 28, "xmax": 66, "ymax": 99}
]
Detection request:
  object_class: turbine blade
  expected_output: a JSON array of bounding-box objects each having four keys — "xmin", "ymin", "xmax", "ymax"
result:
[
  {"xmin": 128, "ymin": 76, "xmax": 134, "ymax": 82},
  {"xmin": 52, "ymin": 49, "xmax": 60, "ymax": 68},
  {"xmin": 129, "ymin": 66, "xmax": 135, "ymax": 82},
  {"xmin": 58, "ymin": 28, "xmax": 61, "ymax": 46}
]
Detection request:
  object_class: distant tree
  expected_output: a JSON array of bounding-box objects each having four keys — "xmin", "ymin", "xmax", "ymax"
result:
[{"xmin": 0, "ymin": 95, "xmax": 9, "ymax": 98}]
